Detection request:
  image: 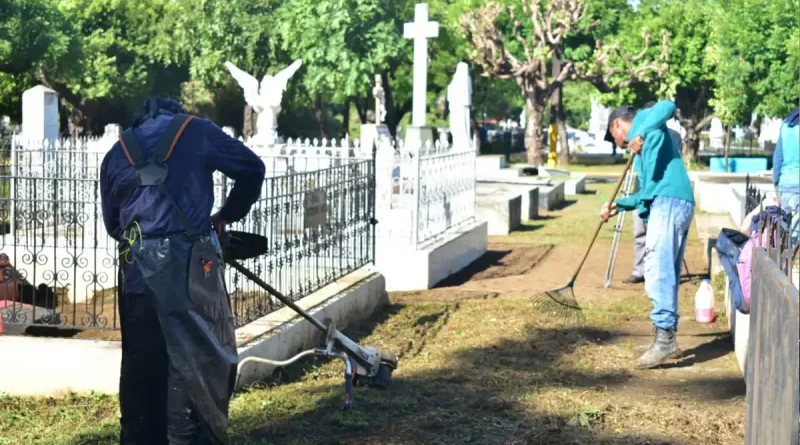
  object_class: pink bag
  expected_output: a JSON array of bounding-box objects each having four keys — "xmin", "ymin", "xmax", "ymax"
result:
[
  {"xmin": 737, "ymin": 238, "xmax": 756, "ymax": 310},
  {"xmin": 736, "ymin": 215, "xmax": 780, "ymax": 311}
]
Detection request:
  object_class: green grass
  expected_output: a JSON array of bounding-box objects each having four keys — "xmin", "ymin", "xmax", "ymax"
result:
[
  {"xmin": 502, "ymin": 182, "xmax": 637, "ymax": 247},
  {"xmin": 0, "ymin": 183, "xmax": 744, "ymax": 445}
]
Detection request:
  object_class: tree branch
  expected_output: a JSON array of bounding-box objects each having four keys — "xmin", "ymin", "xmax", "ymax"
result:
[
  {"xmin": 694, "ymin": 114, "xmax": 716, "ymax": 133},
  {"xmin": 460, "ymin": 4, "xmax": 527, "ymax": 79},
  {"xmin": 573, "ymin": 30, "xmax": 671, "ymax": 93}
]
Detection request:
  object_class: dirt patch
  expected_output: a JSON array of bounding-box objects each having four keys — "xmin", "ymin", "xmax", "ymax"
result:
[
  {"xmin": 391, "ymin": 244, "xmax": 553, "ymax": 304},
  {"xmin": 438, "ymin": 243, "xmax": 553, "ymax": 285}
]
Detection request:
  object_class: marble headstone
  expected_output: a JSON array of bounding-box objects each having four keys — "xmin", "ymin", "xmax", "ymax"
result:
[
  {"xmin": 22, "ymin": 85, "xmax": 59, "ymax": 141},
  {"xmin": 447, "ymin": 62, "xmax": 472, "ymax": 149},
  {"xmin": 709, "ymin": 117, "xmax": 725, "ymax": 150},
  {"xmin": 589, "ymin": 98, "xmax": 610, "ymax": 140}
]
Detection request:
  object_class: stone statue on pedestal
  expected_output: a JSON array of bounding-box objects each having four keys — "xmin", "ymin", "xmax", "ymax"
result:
[
  {"xmin": 372, "ymin": 74, "xmax": 387, "ymax": 124},
  {"xmin": 225, "ymin": 59, "xmax": 303, "ymax": 146},
  {"xmin": 447, "ymin": 62, "xmax": 472, "ymax": 149}
]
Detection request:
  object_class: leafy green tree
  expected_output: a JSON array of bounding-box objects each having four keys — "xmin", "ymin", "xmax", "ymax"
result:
[
  {"xmin": 0, "ymin": 0, "xmax": 78, "ymax": 122},
  {"xmin": 156, "ymin": 0, "xmax": 281, "ymax": 135},
  {"xmin": 277, "ymin": 0, "xmax": 410, "ymax": 138},
  {"xmin": 710, "ymin": 0, "xmax": 799, "ymax": 123},
  {"xmin": 612, "ymin": 0, "xmax": 717, "ymax": 160},
  {"xmin": 460, "ymin": 0, "xmax": 668, "ymax": 165}
]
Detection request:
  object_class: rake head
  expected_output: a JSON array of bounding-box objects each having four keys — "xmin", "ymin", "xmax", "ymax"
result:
[{"xmin": 531, "ymin": 284, "xmax": 586, "ymax": 325}]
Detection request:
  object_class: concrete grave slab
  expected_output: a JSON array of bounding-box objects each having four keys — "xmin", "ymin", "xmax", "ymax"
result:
[
  {"xmin": 537, "ymin": 182, "xmax": 566, "ymax": 211},
  {"xmin": 476, "ymin": 186, "xmax": 522, "ymax": 236},
  {"xmin": 477, "ymin": 183, "xmax": 538, "ymax": 221},
  {"xmin": 565, "ymin": 174, "xmax": 587, "ymax": 195},
  {"xmin": 376, "ymin": 219, "xmax": 488, "ymax": 292}
]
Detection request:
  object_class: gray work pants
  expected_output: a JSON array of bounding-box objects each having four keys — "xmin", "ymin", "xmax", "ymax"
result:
[
  {"xmin": 631, "ymin": 176, "xmax": 647, "ymax": 278},
  {"xmin": 633, "ymin": 210, "xmax": 647, "ymax": 278}
]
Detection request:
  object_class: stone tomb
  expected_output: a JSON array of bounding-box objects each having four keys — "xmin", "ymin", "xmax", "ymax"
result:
[
  {"xmin": 475, "ymin": 155, "xmax": 565, "ymax": 211},
  {"xmin": 476, "ymin": 184, "xmax": 523, "ymax": 236},
  {"xmin": 537, "ymin": 167, "xmax": 587, "ymax": 196}
]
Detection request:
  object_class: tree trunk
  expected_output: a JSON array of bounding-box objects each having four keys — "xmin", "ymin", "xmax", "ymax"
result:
[
  {"xmin": 550, "ymin": 52, "xmax": 570, "ymax": 166},
  {"xmin": 243, "ymin": 104, "xmax": 254, "ymax": 139},
  {"xmin": 343, "ymin": 98, "xmax": 351, "ymax": 138},
  {"xmin": 355, "ymin": 97, "xmax": 368, "ymax": 124},
  {"xmin": 314, "ymin": 93, "xmax": 329, "ymax": 139},
  {"xmin": 557, "ymin": 113, "xmax": 569, "ymax": 166},
  {"xmin": 524, "ymin": 88, "xmax": 546, "ymax": 166},
  {"xmin": 381, "ymin": 71, "xmax": 398, "ymax": 138}
]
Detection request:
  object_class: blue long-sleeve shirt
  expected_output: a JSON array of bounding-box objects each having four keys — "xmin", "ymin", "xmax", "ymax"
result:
[
  {"xmin": 773, "ymin": 107, "xmax": 799, "ymax": 188},
  {"xmin": 100, "ymin": 114, "xmax": 265, "ymax": 292},
  {"xmin": 616, "ymin": 100, "xmax": 695, "ymax": 221}
]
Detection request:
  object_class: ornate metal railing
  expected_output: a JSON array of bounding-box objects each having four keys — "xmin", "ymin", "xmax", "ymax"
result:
[
  {"xmin": 745, "ymin": 174, "xmax": 764, "ymax": 216},
  {"xmin": 371, "ymin": 138, "xmax": 477, "ymax": 250},
  {"xmin": 415, "ymin": 145, "xmax": 477, "ymax": 246},
  {"xmin": 214, "ymin": 156, "xmax": 376, "ymax": 327},
  {"xmin": 0, "ymin": 137, "xmax": 376, "ymax": 331}
]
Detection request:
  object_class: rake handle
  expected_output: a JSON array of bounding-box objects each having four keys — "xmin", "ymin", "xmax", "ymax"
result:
[{"xmin": 569, "ymin": 154, "xmax": 637, "ymax": 285}]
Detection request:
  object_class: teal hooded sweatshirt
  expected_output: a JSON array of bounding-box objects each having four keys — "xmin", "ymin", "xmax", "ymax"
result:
[{"xmin": 615, "ymin": 100, "xmax": 695, "ymax": 221}]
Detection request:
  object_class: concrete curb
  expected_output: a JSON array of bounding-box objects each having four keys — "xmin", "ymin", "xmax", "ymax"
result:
[{"xmin": 0, "ymin": 266, "xmax": 387, "ymax": 396}]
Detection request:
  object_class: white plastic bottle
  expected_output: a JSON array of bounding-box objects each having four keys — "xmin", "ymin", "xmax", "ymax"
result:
[{"xmin": 695, "ymin": 279, "xmax": 716, "ymax": 323}]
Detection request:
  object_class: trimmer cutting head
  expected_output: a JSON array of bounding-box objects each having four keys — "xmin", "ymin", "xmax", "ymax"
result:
[
  {"xmin": 325, "ymin": 321, "xmax": 398, "ymax": 389},
  {"xmin": 220, "ymin": 229, "xmax": 400, "ymax": 404}
]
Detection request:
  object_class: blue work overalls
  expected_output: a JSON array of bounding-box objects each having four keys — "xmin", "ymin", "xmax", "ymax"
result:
[{"xmin": 116, "ymin": 115, "xmax": 237, "ymax": 445}]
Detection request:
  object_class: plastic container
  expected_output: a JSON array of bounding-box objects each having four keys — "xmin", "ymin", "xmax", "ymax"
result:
[{"xmin": 695, "ymin": 279, "xmax": 716, "ymax": 323}]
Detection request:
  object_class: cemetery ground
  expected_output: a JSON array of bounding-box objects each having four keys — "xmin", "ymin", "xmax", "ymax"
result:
[{"xmin": 0, "ymin": 180, "xmax": 745, "ymax": 445}]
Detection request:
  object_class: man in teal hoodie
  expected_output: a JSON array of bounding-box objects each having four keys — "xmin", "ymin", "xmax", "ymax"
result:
[
  {"xmin": 600, "ymin": 100, "xmax": 695, "ymax": 369},
  {"xmin": 772, "ymin": 107, "xmax": 799, "ymax": 247}
]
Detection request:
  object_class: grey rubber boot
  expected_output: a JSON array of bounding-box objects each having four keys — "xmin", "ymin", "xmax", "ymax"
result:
[{"xmin": 636, "ymin": 327, "xmax": 681, "ymax": 369}]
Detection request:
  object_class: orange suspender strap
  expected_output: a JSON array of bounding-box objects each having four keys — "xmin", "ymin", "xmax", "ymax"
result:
[{"xmin": 118, "ymin": 114, "xmax": 196, "ymax": 167}]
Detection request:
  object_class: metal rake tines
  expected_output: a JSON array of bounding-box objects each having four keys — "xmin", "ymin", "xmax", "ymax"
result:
[{"xmin": 531, "ymin": 287, "xmax": 586, "ymax": 325}]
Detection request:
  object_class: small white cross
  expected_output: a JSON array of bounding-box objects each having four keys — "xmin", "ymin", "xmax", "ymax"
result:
[{"xmin": 404, "ymin": 4, "xmax": 439, "ymax": 128}]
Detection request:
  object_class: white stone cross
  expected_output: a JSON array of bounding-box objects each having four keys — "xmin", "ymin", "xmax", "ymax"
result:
[{"xmin": 404, "ymin": 3, "xmax": 439, "ymax": 128}]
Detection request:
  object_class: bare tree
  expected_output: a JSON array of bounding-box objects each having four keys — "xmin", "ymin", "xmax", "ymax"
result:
[{"xmin": 461, "ymin": 0, "xmax": 670, "ymax": 166}]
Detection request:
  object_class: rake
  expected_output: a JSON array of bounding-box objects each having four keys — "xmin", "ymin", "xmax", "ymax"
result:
[{"xmin": 532, "ymin": 155, "xmax": 636, "ymax": 324}]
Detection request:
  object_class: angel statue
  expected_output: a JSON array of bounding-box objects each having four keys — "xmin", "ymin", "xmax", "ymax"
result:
[{"xmin": 224, "ymin": 59, "xmax": 303, "ymax": 146}]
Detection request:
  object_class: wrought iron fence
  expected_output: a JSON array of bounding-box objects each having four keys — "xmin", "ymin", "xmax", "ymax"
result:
[
  {"xmin": 215, "ymin": 156, "xmax": 376, "ymax": 327},
  {"xmin": 0, "ymin": 139, "xmax": 119, "ymax": 330},
  {"xmin": 745, "ymin": 248, "xmax": 799, "ymax": 445},
  {"xmin": 745, "ymin": 174, "xmax": 765, "ymax": 216},
  {"xmin": 415, "ymin": 144, "xmax": 477, "ymax": 246},
  {"xmin": 371, "ymin": 138, "xmax": 477, "ymax": 250},
  {"xmin": 0, "ymin": 137, "xmax": 376, "ymax": 332}
]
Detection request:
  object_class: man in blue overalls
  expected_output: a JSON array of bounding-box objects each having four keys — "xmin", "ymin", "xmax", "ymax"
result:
[{"xmin": 100, "ymin": 97, "xmax": 266, "ymax": 444}]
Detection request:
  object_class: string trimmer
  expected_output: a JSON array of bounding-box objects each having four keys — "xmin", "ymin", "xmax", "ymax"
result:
[
  {"xmin": 531, "ymin": 155, "xmax": 636, "ymax": 324},
  {"xmin": 219, "ymin": 231, "xmax": 398, "ymax": 410}
]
